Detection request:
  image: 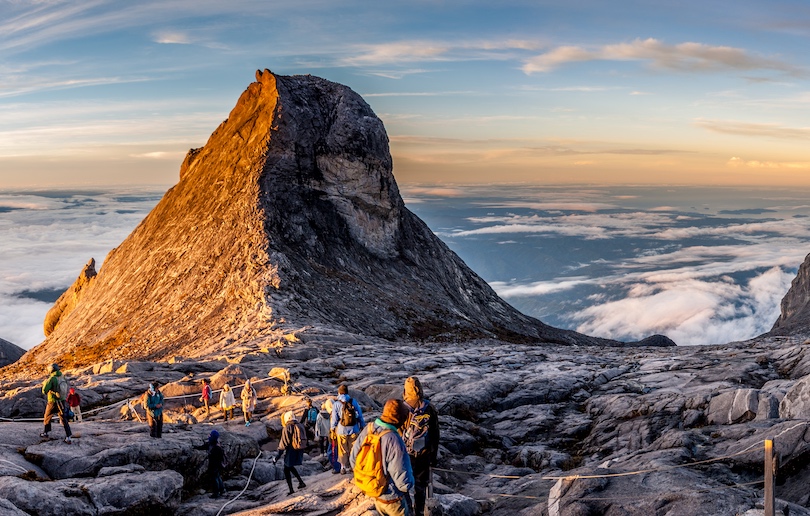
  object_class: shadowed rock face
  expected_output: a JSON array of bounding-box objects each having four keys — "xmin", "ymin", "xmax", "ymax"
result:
[
  {"xmin": 0, "ymin": 338, "xmax": 24, "ymax": 367},
  {"xmin": 13, "ymin": 69, "xmax": 623, "ymax": 372},
  {"xmin": 771, "ymin": 252, "xmax": 810, "ymax": 336}
]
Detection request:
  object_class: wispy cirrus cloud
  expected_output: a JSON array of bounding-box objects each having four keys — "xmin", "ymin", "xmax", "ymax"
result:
[
  {"xmin": 727, "ymin": 157, "xmax": 810, "ymax": 169},
  {"xmin": 340, "ymin": 39, "xmax": 544, "ymax": 67},
  {"xmin": 698, "ymin": 119, "xmax": 810, "ymax": 140},
  {"xmin": 152, "ymin": 30, "xmax": 192, "ymax": 45},
  {"xmin": 522, "ymin": 38, "xmax": 802, "ymax": 76}
]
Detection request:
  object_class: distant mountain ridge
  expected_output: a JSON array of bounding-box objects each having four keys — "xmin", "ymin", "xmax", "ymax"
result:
[
  {"xmin": 0, "ymin": 337, "xmax": 24, "ymax": 367},
  {"xmin": 12, "ymin": 70, "xmax": 649, "ymax": 373}
]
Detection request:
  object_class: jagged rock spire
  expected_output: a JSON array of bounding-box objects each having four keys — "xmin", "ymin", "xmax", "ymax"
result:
[{"xmin": 18, "ymin": 70, "xmax": 619, "ymax": 371}]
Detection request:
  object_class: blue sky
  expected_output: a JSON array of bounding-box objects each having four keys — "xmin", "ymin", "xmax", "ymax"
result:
[{"xmin": 2, "ymin": 0, "xmax": 810, "ymax": 187}]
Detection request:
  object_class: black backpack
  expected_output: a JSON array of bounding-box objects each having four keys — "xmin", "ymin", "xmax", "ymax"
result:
[{"xmin": 339, "ymin": 398, "xmax": 357, "ymax": 427}]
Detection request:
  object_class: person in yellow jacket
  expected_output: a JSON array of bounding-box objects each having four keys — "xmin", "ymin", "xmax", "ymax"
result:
[{"xmin": 219, "ymin": 383, "xmax": 235, "ymax": 421}]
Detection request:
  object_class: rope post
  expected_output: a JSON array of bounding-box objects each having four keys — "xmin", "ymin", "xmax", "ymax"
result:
[{"xmin": 764, "ymin": 439, "xmax": 775, "ymax": 516}]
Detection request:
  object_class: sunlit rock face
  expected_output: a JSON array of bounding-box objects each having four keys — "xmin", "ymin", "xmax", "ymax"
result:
[
  {"xmin": 771, "ymin": 252, "xmax": 810, "ymax": 336},
  {"xmin": 14, "ymin": 70, "xmax": 621, "ymax": 373}
]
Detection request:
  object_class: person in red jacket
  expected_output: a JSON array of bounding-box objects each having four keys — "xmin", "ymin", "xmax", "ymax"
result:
[{"xmin": 67, "ymin": 387, "xmax": 82, "ymax": 423}]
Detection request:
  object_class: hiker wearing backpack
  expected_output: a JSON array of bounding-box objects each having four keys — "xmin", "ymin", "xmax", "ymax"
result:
[
  {"xmin": 314, "ymin": 399, "xmax": 331, "ymax": 456},
  {"xmin": 350, "ymin": 399, "xmax": 414, "ymax": 516},
  {"xmin": 300, "ymin": 397, "xmax": 319, "ymax": 444},
  {"xmin": 330, "ymin": 384, "xmax": 365, "ymax": 474},
  {"xmin": 240, "ymin": 379, "xmax": 257, "ymax": 427},
  {"xmin": 40, "ymin": 363, "xmax": 73, "ymax": 443},
  {"xmin": 273, "ymin": 410, "xmax": 307, "ymax": 495},
  {"xmin": 219, "ymin": 383, "xmax": 235, "ymax": 421},
  {"xmin": 199, "ymin": 378, "xmax": 212, "ymax": 418},
  {"xmin": 67, "ymin": 387, "xmax": 82, "ymax": 423},
  {"xmin": 403, "ymin": 377, "xmax": 440, "ymax": 516},
  {"xmin": 194, "ymin": 430, "xmax": 225, "ymax": 499},
  {"xmin": 145, "ymin": 383, "xmax": 164, "ymax": 438}
]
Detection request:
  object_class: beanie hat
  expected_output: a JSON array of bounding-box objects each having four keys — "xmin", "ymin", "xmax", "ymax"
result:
[
  {"xmin": 281, "ymin": 410, "xmax": 294, "ymax": 426},
  {"xmin": 209, "ymin": 430, "xmax": 219, "ymax": 443},
  {"xmin": 403, "ymin": 377, "xmax": 423, "ymax": 407},
  {"xmin": 380, "ymin": 399, "xmax": 410, "ymax": 428}
]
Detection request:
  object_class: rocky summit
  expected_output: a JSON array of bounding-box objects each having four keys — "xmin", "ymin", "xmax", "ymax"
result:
[
  {"xmin": 2, "ymin": 70, "xmax": 810, "ymax": 516},
  {"xmin": 15, "ymin": 69, "xmax": 627, "ymax": 374}
]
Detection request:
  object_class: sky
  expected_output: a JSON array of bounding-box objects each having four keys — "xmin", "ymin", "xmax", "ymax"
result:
[{"xmin": 2, "ymin": 0, "xmax": 810, "ymax": 187}]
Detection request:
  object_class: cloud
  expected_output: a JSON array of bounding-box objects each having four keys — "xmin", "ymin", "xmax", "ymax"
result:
[
  {"xmin": 492, "ymin": 277, "xmax": 594, "ymax": 297},
  {"xmin": 699, "ymin": 120, "xmax": 810, "ymax": 140},
  {"xmin": 727, "ymin": 158, "xmax": 810, "ymax": 169},
  {"xmin": 0, "ymin": 189, "xmax": 162, "ymax": 349},
  {"xmin": 522, "ymin": 38, "xmax": 802, "ymax": 76},
  {"xmin": 152, "ymin": 30, "xmax": 191, "ymax": 45},
  {"xmin": 129, "ymin": 151, "xmax": 187, "ymax": 159},
  {"xmin": 339, "ymin": 38, "xmax": 545, "ymax": 67},
  {"xmin": 570, "ymin": 266, "xmax": 792, "ymax": 345}
]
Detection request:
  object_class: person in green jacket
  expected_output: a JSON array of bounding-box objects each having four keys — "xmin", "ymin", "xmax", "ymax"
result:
[{"xmin": 40, "ymin": 364, "xmax": 72, "ymax": 443}]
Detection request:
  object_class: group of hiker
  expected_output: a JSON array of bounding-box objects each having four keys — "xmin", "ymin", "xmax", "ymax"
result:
[{"xmin": 41, "ymin": 362, "xmax": 439, "ymax": 516}]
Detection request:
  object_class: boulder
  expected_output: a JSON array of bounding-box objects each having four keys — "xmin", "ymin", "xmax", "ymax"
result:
[
  {"xmin": 706, "ymin": 389, "xmax": 759, "ymax": 425},
  {"xmin": 0, "ymin": 470, "xmax": 183, "ymax": 516},
  {"xmin": 780, "ymin": 374, "xmax": 810, "ymax": 419}
]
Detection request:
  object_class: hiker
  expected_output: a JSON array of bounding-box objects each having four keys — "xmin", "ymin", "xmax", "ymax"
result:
[
  {"xmin": 219, "ymin": 383, "xmax": 235, "ymax": 421},
  {"xmin": 403, "ymin": 377, "xmax": 440, "ymax": 516},
  {"xmin": 195, "ymin": 430, "xmax": 225, "ymax": 499},
  {"xmin": 300, "ymin": 397, "xmax": 319, "ymax": 442},
  {"xmin": 241, "ymin": 379, "xmax": 257, "ymax": 427},
  {"xmin": 145, "ymin": 383, "xmax": 164, "ymax": 438},
  {"xmin": 273, "ymin": 410, "xmax": 307, "ymax": 496},
  {"xmin": 350, "ymin": 398, "xmax": 414, "ymax": 516},
  {"xmin": 199, "ymin": 378, "xmax": 212, "ymax": 418},
  {"xmin": 330, "ymin": 384, "xmax": 365, "ymax": 474},
  {"xmin": 315, "ymin": 399, "xmax": 331, "ymax": 456},
  {"xmin": 67, "ymin": 387, "xmax": 82, "ymax": 423},
  {"xmin": 40, "ymin": 363, "xmax": 73, "ymax": 443}
]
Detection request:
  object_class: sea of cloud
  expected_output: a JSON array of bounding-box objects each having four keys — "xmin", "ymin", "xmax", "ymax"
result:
[
  {"xmin": 3, "ymin": 185, "xmax": 809, "ymax": 350},
  {"xmin": 404, "ymin": 184, "xmax": 810, "ymax": 346},
  {"xmin": 0, "ymin": 188, "xmax": 162, "ymax": 349}
]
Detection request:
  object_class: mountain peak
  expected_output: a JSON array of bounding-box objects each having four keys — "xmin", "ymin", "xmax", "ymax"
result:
[{"xmin": 16, "ymin": 70, "xmax": 619, "ymax": 372}]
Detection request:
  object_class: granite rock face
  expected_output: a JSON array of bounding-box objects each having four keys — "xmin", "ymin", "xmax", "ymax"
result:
[
  {"xmin": 43, "ymin": 258, "xmax": 97, "ymax": 337},
  {"xmin": 14, "ymin": 70, "xmax": 624, "ymax": 373},
  {"xmin": 771, "ymin": 251, "xmax": 810, "ymax": 335}
]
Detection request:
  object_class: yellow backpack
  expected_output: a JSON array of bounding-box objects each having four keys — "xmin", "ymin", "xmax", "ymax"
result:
[{"xmin": 353, "ymin": 425, "xmax": 391, "ymax": 498}]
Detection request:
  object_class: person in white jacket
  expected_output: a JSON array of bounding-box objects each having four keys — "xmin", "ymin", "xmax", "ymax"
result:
[{"xmin": 219, "ymin": 383, "xmax": 235, "ymax": 421}]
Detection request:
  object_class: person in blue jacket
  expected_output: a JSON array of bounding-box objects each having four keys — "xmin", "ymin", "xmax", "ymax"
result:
[
  {"xmin": 330, "ymin": 384, "xmax": 365, "ymax": 474},
  {"xmin": 350, "ymin": 399, "xmax": 415, "ymax": 516}
]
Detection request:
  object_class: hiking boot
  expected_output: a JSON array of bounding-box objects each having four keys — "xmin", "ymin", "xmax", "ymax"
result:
[
  {"xmin": 245, "ymin": 421, "xmax": 250, "ymax": 427},
  {"xmin": 39, "ymin": 432, "xmax": 49, "ymax": 438},
  {"xmin": 64, "ymin": 436, "xmax": 72, "ymax": 444},
  {"xmin": 287, "ymin": 488, "xmax": 294, "ymax": 495},
  {"xmin": 297, "ymin": 481, "xmax": 306, "ymax": 489}
]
